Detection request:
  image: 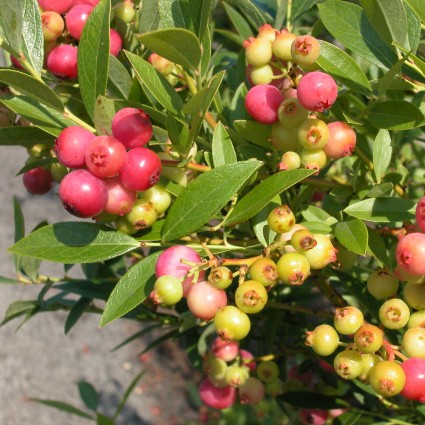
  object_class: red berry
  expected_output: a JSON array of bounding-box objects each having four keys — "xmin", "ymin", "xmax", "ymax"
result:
[
  {"xmin": 297, "ymin": 71, "xmax": 338, "ymax": 112},
  {"xmin": 46, "ymin": 44, "xmax": 78, "ymax": 79},
  {"xmin": 112, "ymin": 108, "xmax": 153, "ymax": 149},
  {"xmin": 323, "ymin": 121, "xmax": 356, "ymax": 160},
  {"xmin": 59, "ymin": 169, "xmax": 108, "ymax": 218},
  {"xmin": 38, "ymin": 0, "xmax": 73, "ymax": 14},
  {"xmin": 401, "ymin": 358, "xmax": 425, "ymax": 402},
  {"xmin": 199, "ymin": 378, "xmax": 236, "ymax": 410},
  {"xmin": 396, "ymin": 232, "xmax": 425, "ymax": 276},
  {"xmin": 119, "ymin": 147, "xmax": 161, "ymax": 192},
  {"xmin": 240, "ymin": 349, "xmax": 256, "ymax": 372},
  {"xmin": 109, "ymin": 29, "xmax": 123, "ymax": 57},
  {"xmin": 54, "ymin": 125, "xmax": 96, "ymax": 168},
  {"xmin": 23, "ymin": 167, "xmax": 53, "ymax": 194},
  {"xmin": 103, "ymin": 177, "xmax": 136, "ymax": 216},
  {"xmin": 65, "ymin": 5, "xmax": 93, "ymax": 40},
  {"xmin": 186, "ymin": 281, "xmax": 227, "ymax": 321},
  {"xmin": 84, "ymin": 135, "xmax": 126, "ymax": 178},
  {"xmin": 245, "ymin": 85, "xmax": 284, "ymax": 125},
  {"xmin": 211, "ymin": 337, "xmax": 239, "ymax": 363},
  {"xmin": 73, "ymin": 0, "xmax": 100, "ymax": 6}
]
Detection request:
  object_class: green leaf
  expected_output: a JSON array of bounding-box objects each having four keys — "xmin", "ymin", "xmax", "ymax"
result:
[
  {"xmin": 344, "ymin": 197, "xmax": 416, "ymax": 222},
  {"xmin": 8, "ymin": 222, "xmax": 140, "ymax": 264},
  {"xmin": 184, "ymin": 71, "xmax": 225, "ymax": 145},
  {"xmin": 166, "ymin": 115, "xmax": 190, "ymax": 154},
  {"xmin": 138, "ymin": 0, "xmax": 160, "ymax": 33},
  {"xmin": 158, "ymin": 0, "xmax": 187, "ymax": 28},
  {"xmin": 111, "ymin": 324, "xmax": 162, "ymax": 352},
  {"xmin": 292, "ymin": 0, "xmax": 318, "ymax": 21},
  {"xmin": 212, "ymin": 122, "xmax": 237, "ymax": 167},
  {"xmin": 378, "ymin": 56, "xmax": 408, "ymax": 97},
  {"xmin": 1, "ymin": 300, "xmax": 38, "ymax": 326},
  {"xmin": 367, "ymin": 227, "xmax": 389, "ymax": 266},
  {"xmin": 333, "ymin": 412, "xmax": 362, "ymax": 425},
  {"xmin": 359, "ymin": 0, "xmax": 408, "ymax": 49},
  {"xmin": 137, "ymin": 29, "xmax": 201, "ymax": 71},
  {"xmin": 0, "ymin": 96, "xmax": 75, "ymax": 136},
  {"xmin": 0, "ymin": 276, "xmax": 21, "ymax": 284},
  {"xmin": 404, "ymin": 0, "xmax": 425, "ymax": 23},
  {"xmin": 100, "ymin": 252, "xmax": 161, "ymax": 327},
  {"xmin": 373, "ymin": 129, "xmax": 392, "ymax": 182},
  {"xmin": 96, "ymin": 414, "xmax": 115, "ymax": 425},
  {"xmin": 405, "ymin": 2, "xmax": 421, "ymax": 52},
  {"xmin": 226, "ymin": 169, "xmax": 316, "ymax": 226},
  {"xmin": 56, "ymin": 280, "xmax": 115, "ymax": 301},
  {"xmin": 125, "ymin": 51, "xmax": 184, "ymax": 117},
  {"xmin": 64, "ymin": 297, "xmax": 92, "ymax": 335},
  {"xmin": 0, "ymin": 70, "xmax": 63, "ymax": 110},
  {"xmin": 224, "ymin": 0, "xmax": 266, "ymax": 29},
  {"xmin": 395, "ymin": 44, "xmax": 425, "ymax": 78},
  {"xmin": 0, "ymin": 126, "xmax": 54, "ymax": 147},
  {"xmin": 161, "ymin": 160, "xmax": 262, "ymax": 242},
  {"xmin": 93, "ymin": 95, "xmax": 116, "ymax": 135},
  {"xmin": 0, "ymin": 3, "xmax": 23, "ymax": 57},
  {"xmin": 31, "ymin": 399, "xmax": 94, "ymax": 420},
  {"xmin": 252, "ymin": 195, "xmax": 280, "ymax": 247},
  {"xmin": 114, "ymin": 369, "xmax": 146, "ymax": 419},
  {"xmin": 107, "ymin": 54, "xmax": 132, "ymax": 99},
  {"xmin": 223, "ymin": 2, "xmax": 254, "ymax": 40},
  {"xmin": 316, "ymin": 41, "xmax": 372, "ymax": 96},
  {"xmin": 318, "ymin": 1, "xmax": 397, "ymax": 69},
  {"xmin": 78, "ymin": 380, "xmax": 99, "ymax": 412},
  {"xmin": 233, "ymin": 120, "xmax": 272, "ymax": 148},
  {"xmin": 335, "ymin": 219, "xmax": 368, "ymax": 256},
  {"xmin": 78, "ymin": 0, "xmax": 111, "ymax": 120},
  {"xmin": 189, "ymin": 0, "xmax": 212, "ymax": 40},
  {"xmin": 278, "ymin": 391, "xmax": 348, "ymax": 409},
  {"xmin": 368, "ymin": 100, "xmax": 424, "ymax": 130}
]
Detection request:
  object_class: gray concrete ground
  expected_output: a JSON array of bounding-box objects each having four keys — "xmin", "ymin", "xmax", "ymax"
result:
[{"xmin": 0, "ymin": 146, "xmax": 198, "ymax": 425}]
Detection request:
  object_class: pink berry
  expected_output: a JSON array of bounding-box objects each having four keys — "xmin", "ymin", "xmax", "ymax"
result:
[
  {"xmin": 245, "ymin": 85, "xmax": 284, "ymax": 124},
  {"xmin": 300, "ymin": 409, "xmax": 328, "ymax": 425},
  {"xmin": 396, "ymin": 233, "xmax": 425, "ymax": 276},
  {"xmin": 323, "ymin": 121, "xmax": 356, "ymax": 159},
  {"xmin": 103, "ymin": 177, "xmax": 137, "ymax": 216},
  {"xmin": 59, "ymin": 169, "xmax": 108, "ymax": 218},
  {"xmin": 38, "ymin": 0, "xmax": 73, "ymax": 14},
  {"xmin": 401, "ymin": 358, "xmax": 425, "ymax": 402},
  {"xmin": 23, "ymin": 167, "xmax": 53, "ymax": 194},
  {"xmin": 155, "ymin": 246, "xmax": 205, "ymax": 297},
  {"xmin": 72, "ymin": 0, "xmax": 99, "ymax": 6},
  {"xmin": 416, "ymin": 196, "xmax": 425, "ymax": 232},
  {"xmin": 240, "ymin": 349, "xmax": 256, "ymax": 372},
  {"xmin": 65, "ymin": 5, "xmax": 93, "ymax": 40},
  {"xmin": 211, "ymin": 337, "xmax": 239, "ymax": 362},
  {"xmin": 54, "ymin": 125, "xmax": 96, "ymax": 168},
  {"xmin": 297, "ymin": 71, "xmax": 338, "ymax": 112},
  {"xmin": 199, "ymin": 378, "xmax": 236, "ymax": 410},
  {"xmin": 46, "ymin": 44, "xmax": 78, "ymax": 79},
  {"xmin": 84, "ymin": 135, "xmax": 126, "ymax": 178},
  {"xmin": 186, "ymin": 281, "xmax": 227, "ymax": 321},
  {"xmin": 112, "ymin": 108, "xmax": 153, "ymax": 149},
  {"xmin": 10, "ymin": 55, "xmax": 24, "ymax": 70},
  {"xmin": 119, "ymin": 147, "xmax": 161, "ymax": 192},
  {"xmin": 109, "ymin": 29, "xmax": 122, "ymax": 57}
]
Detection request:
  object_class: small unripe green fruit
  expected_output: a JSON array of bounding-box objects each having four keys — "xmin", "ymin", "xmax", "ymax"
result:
[
  {"xmin": 305, "ymin": 324, "xmax": 339, "ymax": 356},
  {"xmin": 334, "ymin": 350, "xmax": 363, "ymax": 380},
  {"xmin": 248, "ymin": 257, "xmax": 278, "ymax": 287},
  {"xmin": 235, "ymin": 280, "xmax": 268, "ymax": 314},
  {"xmin": 267, "ymin": 205, "xmax": 295, "ymax": 233},
  {"xmin": 369, "ymin": 361, "xmax": 406, "ymax": 397},
  {"xmin": 277, "ymin": 252, "xmax": 310, "ymax": 285},
  {"xmin": 379, "ymin": 298, "xmax": 410, "ymax": 329},
  {"xmin": 334, "ymin": 306, "xmax": 364, "ymax": 335},
  {"xmin": 214, "ymin": 306, "xmax": 251, "ymax": 341}
]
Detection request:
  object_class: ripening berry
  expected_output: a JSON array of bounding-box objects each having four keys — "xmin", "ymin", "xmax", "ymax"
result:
[
  {"xmin": 402, "ymin": 327, "xmax": 425, "ymax": 358},
  {"xmin": 112, "ymin": 108, "xmax": 153, "ymax": 149},
  {"xmin": 323, "ymin": 121, "xmax": 356, "ymax": 160},
  {"xmin": 291, "ymin": 228, "xmax": 317, "ymax": 252},
  {"xmin": 140, "ymin": 184, "xmax": 171, "ymax": 215},
  {"xmin": 114, "ymin": 0, "xmax": 136, "ymax": 23},
  {"xmin": 208, "ymin": 266, "xmax": 233, "ymax": 289},
  {"xmin": 302, "ymin": 234, "xmax": 337, "ymax": 270},
  {"xmin": 299, "ymin": 148, "xmax": 327, "ymax": 171},
  {"xmin": 240, "ymin": 349, "xmax": 256, "ymax": 372},
  {"xmin": 305, "ymin": 324, "xmax": 339, "ymax": 357},
  {"xmin": 38, "ymin": 0, "xmax": 73, "ymax": 14},
  {"xmin": 245, "ymin": 85, "xmax": 284, "ymax": 124},
  {"xmin": 400, "ymin": 358, "xmax": 425, "ymax": 402},
  {"xmin": 214, "ymin": 306, "xmax": 251, "ymax": 341},
  {"xmin": 225, "ymin": 364, "xmax": 249, "ymax": 387},
  {"xmin": 271, "ymin": 123, "xmax": 300, "ymax": 152},
  {"xmin": 359, "ymin": 353, "xmax": 382, "ymax": 383},
  {"xmin": 408, "ymin": 310, "xmax": 425, "ymax": 328},
  {"xmin": 369, "ymin": 361, "xmax": 406, "ymax": 398},
  {"xmin": 291, "ymin": 35, "xmax": 321, "ymax": 68},
  {"xmin": 124, "ymin": 199, "xmax": 158, "ymax": 231},
  {"xmin": 267, "ymin": 205, "xmax": 295, "ymax": 233},
  {"xmin": 334, "ymin": 306, "xmax": 364, "ymax": 335},
  {"xmin": 199, "ymin": 378, "xmax": 236, "ymax": 410},
  {"xmin": 277, "ymin": 151, "xmax": 301, "ymax": 171},
  {"xmin": 103, "ymin": 177, "xmax": 136, "ymax": 216},
  {"xmin": 41, "ymin": 11, "xmax": 64, "ymax": 41},
  {"xmin": 211, "ymin": 337, "xmax": 239, "ymax": 362},
  {"xmin": 297, "ymin": 71, "xmax": 338, "ymax": 112},
  {"xmin": 334, "ymin": 350, "xmax": 363, "ymax": 380},
  {"xmin": 235, "ymin": 280, "xmax": 268, "ymax": 314},
  {"xmin": 281, "ymin": 76, "xmax": 298, "ymax": 99},
  {"xmin": 416, "ymin": 196, "xmax": 425, "ymax": 232},
  {"xmin": 150, "ymin": 275, "xmax": 183, "ymax": 305},
  {"xmin": 65, "ymin": 5, "xmax": 93, "ymax": 40},
  {"xmin": 354, "ymin": 324, "xmax": 383, "ymax": 354},
  {"xmin": 23, "ymin": 167, "xmax": 53, "ymax": 195},
  {"xmin": 257, "ymin": 24, "xmax": 276, "ymax": 42},
  {"xmin": 110, "ymin": 29, "xmax": 123, "ymax": 56},
  {"xmin": 46, "ymin": 44, "xmax": 78, "ymax": 79},
  {"xmin": 278, "ymin": 98, "xmax": 309, "ymax": 128},
  {"xmin": 187, "ymin": 281, "xmax": 227, "ymax": 321},
  {"xmin": 404, "ymin": 282, "xmax": 425, "ymax": 310},
  {"xmin": 277, "ymin": 252, "xmax": 310, "ymax": 285},
  {"xmin": 379, "ymin": 298, "xmax": 410, "ymax": 330},
  {"xmin": 271, "ymin": 30, "xmax": 297, "ymax": 61},
  {"xmin": 248, "ymin": 257, "xmax": 278, "ymax": 287},
  {"xmin": 239, "ymin": 377, "xmax": 265, "ymax": 404},
  {"xmin": 59, "ymin": 169, "xmax": 108, "ymax": 218},
  {"xmin": 243, "ymin": 36, "xmax": 273, "ymax": 67},
  {"xmin": 396, "ymin": 233, "xmax": 425, "ymax": 276},
  {"xmin": 298, "ymin": 118, "xmax": 329, "ymax": 150},
  {"xmin": 148, "ymin": 53, "xmax": 175, "ymax": 76},
  {"xmin": 367, "ymin": 269, "xmax": 399, "ymax": 300}
]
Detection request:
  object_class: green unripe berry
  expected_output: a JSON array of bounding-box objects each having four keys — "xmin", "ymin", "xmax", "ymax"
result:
[
  {"xmin": 299, "ymin": 148, "xmax": 327, "ymax": 171},
  {"xmin": 264, "ymin": 378, "xmax": 284, "ymax": 397},
  {"xmin": 235, "ymin": 280, "xmax": 268, "ymax": 314},
  {"xmin": 257, "ymin": 361, "xmax": 279, "ymax": 383},
  {"xmin": 125, "ymin": 199, "xmax": 158, "ymax": 231},
  {"xmin": 277, "ymin": 252, "xmax": 310, "ymax": 285},
  {"xmin": 278, "ymin": 98, "xmax": 309, "ymax": 128},
  {"xmin": 367, "ymin": 269, "xmax": 399, "ymax": 300},
  {"xmin": 334, "ymin": 306, "xmax": 364, "ymax": 335},
  {"xmin": 151, "ymin": 275, "xmax": 183, "ymax": 305},
  {"xmin": 404, "ymin": 282, "xmax": 425, "ymax": 310},
  {"xmin": 305, "ymin": 324, "xmax": 339, "ymax": 356},
  {"xmin": 140, "ymin": 183, "xmax": 171, "ymax": 215},
  {"xmin": 277, "ymin": 151, "xmax": 301, "ymax": 171},
  {"xmin": 359, "ymin": 353, "xmax": 382, "ymax": 383},
  {"xmin": 290, "ymin": 228, "xmax": 317, "ymax": 252},
  {"xmin": 249, "ymin": 64, "xmax": 274, "ymax": 85},
  {"xmin": 243, "ymin": 36, "xmax": 273, "ymax": 67},
  {"xmin": 334, "ymin": 350, "xmax": 363, "ymax": 380},
  {"xmin": 214, "ymin": 306, "xmax": 251, "ymax": 341},
  {"xmin": 369, "ymin": 361, "xmax": 406, "ymax": 397},
  {"xmin": 379, "ymin": 298, "xmax": 410, "ymax": 329},
  {"xmin": 271, "ymin": 31, "xmax": 297, "ymax": 61},
  {"xmin": 248, "ymin": 257, "xmax": 278, "ymax": 287},
  {"xmin": 290, "ymin": 35, "xmax": 321, "ymax": 68},
  {"xmin": 114, "ymin": 0, "xmax": 135, "ymax": 23},
  {"xmin": 302, "ymin": 234, "xmax": 337, "ymax": 270},
  {"xmin": 354, "ymin": 324, "xmax": 383, "ymax": 354},
  {"xmin": 267, "ymin": 205, "xmax": 295, "ymax": 233},
  {"xmin": 225, "ymin": 364, "xmax": 249, "ymax": 388},
  {"xmin": 402, "ymin": 327, "xmax": 425, "ymax": 358},
  {"xmin": 208, "ymin": 266, "xmax": 233, "ymax": 289},
  {"xmin": 298, "ymin": 118, "xmax": 330, "ymax": 150},
  {"xmin": 408, "ymin": 310, "xmax": 425, "ymax": 328},
  {"xmin": 115, "ymin": 215, "xmax": 136, "ymax": 235},
  {"xmin": 271, "ymin": 123, "xmax": 300, "ymax": 153}
]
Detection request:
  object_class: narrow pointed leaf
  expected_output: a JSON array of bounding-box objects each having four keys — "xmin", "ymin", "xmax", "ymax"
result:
[
  {"xmin": 344, "ymin": 198, "xmax": 416, "ymax": 222},
  {"xmin": 78, "ymin": 0, "xmax": 111, "ymax": 119},
  {"xmin": 335, "ymin": 219, "xmax": 368, "ymax": 256},
  {"xmin": 212, "ymin": 122, "xmax": 237, "ymax": 167},
  {"xmin": 0, "ymin": 126, "xmax": 54, "ymax": 147},
  {"xmin": 31, "ymin": 399, "xmax": 94, "ymax": 420},
  {"xmin": 226, "ymin": 169, "xmax": 316, "ymax": 226},
  {"xmin": 233, "ymin": 120, "xmax": 271, "ymax": 148},
  {"xmin": 137, "ymin": 29, "xmax": 201, "ymax": 70},
  {"xmin": 100, "ymin": 252, "xmax": 161, "ymax": 327},
  {"xmin": 125, "ymin": 51, "xmax": 184, "ymax": 117},
  {"xmin": 8, "ymin": 222, "xmax": 140, "ymax": 263},
  {"xmin": 224, "ymin": 0, "xmax": 266, "ymax": 28},
  {"xmin": 404, "ymin": 0, "xmax": 425, "ymax": 23},
  {"xmin": 64, "ymin": 297, "xmax": 92, "ymax": 335},
  {"xmin": 107, "ymin": 54, "xmax": 132, "ymax": 99},
  {"xmin": 78, "ymin": 380, "xmax": 99, "ymax": 412},
  {"xmin": 162, "ymin": 160, "xmax": 263, "ymax": 242},
  {"xmin": 114, "ymin": 369, "xmax": 146, "ymax": 419},
  {"xmin": 373, "ymin": 129, "xmax": 392, "ymax": 182}
]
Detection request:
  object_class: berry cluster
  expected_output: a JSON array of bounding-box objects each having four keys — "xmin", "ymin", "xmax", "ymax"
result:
[{"xmin": 243, "ymin": 25, "xmax": 357, "ymax": 172}]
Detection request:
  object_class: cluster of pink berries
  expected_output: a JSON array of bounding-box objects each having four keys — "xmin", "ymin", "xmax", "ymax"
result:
[
  {"xmin": 23, "ymin": 107, "xmax": 170, "ymax": 233},
  {"xmin": 13, "ymin": 0, "xmax": 133, "ymax": 78},
  {"xmin": 243, "ymin": 25, "xmax": 357, "ymax": 171}
]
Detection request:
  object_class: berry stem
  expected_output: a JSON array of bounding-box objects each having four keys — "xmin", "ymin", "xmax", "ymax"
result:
[
  {"xmin": 286, "ymin": 0, "xmax": 293, "ymax": 32},
  {"xmin": 267, "ymin": 301, "xmax": 334, "ymax": 318},
  {"xmin": 303, "ymin": 177, "xmax": 351, "ymax": 189},
  {"xmin": 221, "ymin": 255, "xmax": 263, "ymax": 267},
  {"xmin": 160, "ymin": 159, "xmax": 211, "ymax": 173}
]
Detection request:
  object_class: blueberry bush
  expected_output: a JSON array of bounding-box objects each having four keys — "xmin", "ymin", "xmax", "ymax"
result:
[{"xmin": 2, "ymin": 0, "xmax": 425, "ymax": 423}]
